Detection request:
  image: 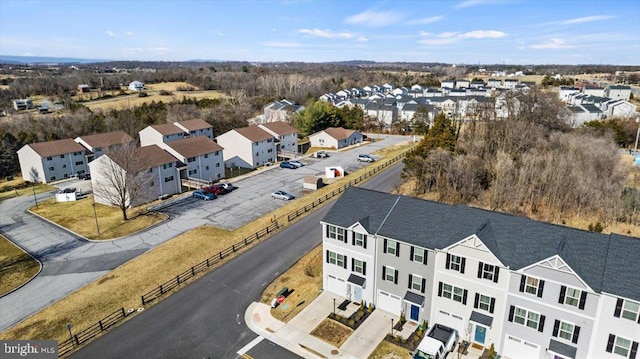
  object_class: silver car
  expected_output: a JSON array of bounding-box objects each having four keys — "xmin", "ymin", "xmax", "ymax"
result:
[{"xmin": 271, "ymin": 190, "xmax": 295, "ymax": 200}]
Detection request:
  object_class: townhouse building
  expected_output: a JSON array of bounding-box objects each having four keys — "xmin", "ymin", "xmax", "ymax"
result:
[
  {"xmin": 263, "ymin": 99, "xmax": 304, "ymax": 123},
  {"xmin": 605, "ymin": 85, "xmax": 632, "ymax": 101},
  {"xmin": 559, "ymin": 87, "xmax": 580, "ymax": 102},
  {"xmin": 258, "ymin": 121, "xmax": 298, "ymax": 157},
  {"xmin": 139, "ymin": 120, "xmax": 214, "ymax": 147},
  {"xmin": 17, "ymin": 139, "xmax": 88, "ymax": 183},
  {"xmin": 216, "ymin": 126, "xmax": 276, "ymax": 169},
  {"xmin": 159, "ymin": 136, "xmax": 224, "ymax": 182},
  {"xmin": 74, "ymin": 131, "xmax": 135, "ymax": 164},
  {"xmin": 321, "ymin": 187, "xmax": 640, "ymax": 359},
  {"xmin": 174, "ymin": 119, "xmax": 214, "ymax": 140}
]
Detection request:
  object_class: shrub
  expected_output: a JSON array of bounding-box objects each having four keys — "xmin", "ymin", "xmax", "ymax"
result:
[
  {"xmin": 138, "ymin": 91, "xmax": 148, "ymax": 97},
  {"xmin": 159, "ymin": 90, "xmax": 173, "ymax": 96}
]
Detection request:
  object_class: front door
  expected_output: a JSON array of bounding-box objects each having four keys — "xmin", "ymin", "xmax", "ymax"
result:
[
  {"xmin": 410, "ymin": 304, "xmax": 420, "ymax": 321},
  {"xmin": 354, "ymin": 286, "xmax": 362, "ymax": 302},
  {"xmin": 474, "ymin": 324, "xmax": 486, "ymax": 345}
]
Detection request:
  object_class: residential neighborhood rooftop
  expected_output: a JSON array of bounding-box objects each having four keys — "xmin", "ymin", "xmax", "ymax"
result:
[
  {"xmin": 322, "ymin": 127, "xmax": 357, "ymax": 140},
  {"xmin": 150, "ymin": 123, "xmax": 184, "ymax": 136},
  {"xmin": 234, "ymin": 126, "xmax": 275, "ymax": 143},
  {"xmin": 25, "ymin": 138, "xmax": 86, "ymax": 157},
  {"xmin": 75, "ymin": 131, "xmax": 134, "ymax": 148},
  {"xmin": 259, "ymin": 121, "xmax": 297, "ymax": 135},
  {"xmin": 165, "ymin": 136, "xmax": 223, "ymax": 158},
  {"xmin": 110, "ymin": 145, "xmax": 176, "ymax": 170},
  {"xmin": 175, "ymin": 119, "xmax": 212, "ymax": 131}
]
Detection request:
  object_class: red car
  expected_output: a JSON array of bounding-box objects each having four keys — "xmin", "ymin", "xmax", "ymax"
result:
[{"xmin": 203, "ymin": 184, "xmax": 230, "ymax": 195}]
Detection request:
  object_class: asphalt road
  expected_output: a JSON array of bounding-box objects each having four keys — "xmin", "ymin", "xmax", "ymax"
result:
[{"xmin": 70, "ymin": 162, "xmax": 404, "ymax": 359}]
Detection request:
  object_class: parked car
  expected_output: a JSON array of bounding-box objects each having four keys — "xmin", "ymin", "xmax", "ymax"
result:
[
  {"xmin": 78, "ymin": 172, "xmax": 91, "ymax": 180},
  {"xmin": 280, "ymin": 161, "xmax": 297, "ymax": 169},
  {"xmin": 207, "ymin": 184, "xmax": 230, "ymax": 195},
  {"xmin": 312, "ymin": 151, "xmax": 329, "ymax": 158},
  {"xmin": 289, "ymin": 160, "xmax": 305, "ymax": 167},
  {"xmin": 193, "ymin": 190, "xmax": 216, "ymax": 200},
  {"xmin": 357, "ymin": 154, "xmax": 375, "ymax": 162},
  {"xmin": 264, "ymin": 161, "xmax": 274, "ymax": 166},
  {"xmin": 218, "ymin": 182, "xmax": 236, "ymax": 191},
  {"xmin": 271, "ymin": 190, "xmax": 294, "ymax": 200}
]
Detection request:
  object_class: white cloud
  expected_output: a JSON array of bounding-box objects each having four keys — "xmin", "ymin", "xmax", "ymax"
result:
[
  {"xmin": 456, "ymin": 0, "xmax": 511, "ymax": 9},
  {"xmin": 125, "ymin": 31, "xmax": 134, "ymax": 36},
  {"xmin": 106, "ymin": 30, "xmax": 114, "ymax": 37},
  {"xmin": 272, "ymin": 28, "xmax": 277, "ymax": 32},
  {"xmin": 299, "ymin": 28, "xmax": 356, "ymax": 39},
  {"xmin": 419, "ymin": 31, "xmax": 432, "ymax": 37},
  {"xmin": 264, "ymin": 42, "xmax": 301, "ymax": 48},
  {"xmin": 123, "ymin": 47, "xmax": 169, "ymax": 54},
  {"xmin": 407, "ymin": 16, "xmax": 443, "ymax": 25},
  {"xmin": 530, "ymin": 38, "xmax": 574, "ymax": 49},
  {"xmin": 556, "ymin": 15, "xmax": 614, "ymax": 25},
  {"xmin": 356, "ymin": 37, "xmax": 368, "ymax": 42},
  {"xmin": 344, "ymin": 10, "xmax": 403, "ymax": 27},
  {"xmin": 419, "ymin": 30, "xmax": 507, "ymax": 45}
]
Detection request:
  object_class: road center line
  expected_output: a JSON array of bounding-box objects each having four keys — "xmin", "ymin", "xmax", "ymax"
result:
[{"xmin": 236, "ymin": 335, "xmax": 264, "ymax": 355}]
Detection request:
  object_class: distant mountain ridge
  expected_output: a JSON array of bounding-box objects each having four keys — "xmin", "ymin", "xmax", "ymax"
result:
[{"xmin": 0, "ymin": 55, "xmax": 109, "ymax": 64}]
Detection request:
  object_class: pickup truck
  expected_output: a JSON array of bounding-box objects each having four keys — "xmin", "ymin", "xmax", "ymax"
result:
[{"xmin": 413, "ymin": 324, "xmax": 459, "ymax": 359}]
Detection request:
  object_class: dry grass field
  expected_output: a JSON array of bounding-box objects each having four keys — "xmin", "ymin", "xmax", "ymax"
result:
[
  {"xmin": 30, "ymin": 196, "xmax": 167, "ymax": 240},
  {"xmin": 310, "ymin": 318, "xmax": 353, "ymax": 347},
  {"xmin": 0, "ymin": 235, "xmax": 40, "ymax": 296},
  {"xmin": 369, "ymin": 340, "xmax": 412, "ymax": 359},
  {"xmin": 0, "ymin": 177, "xmax": 55, "ymax": 203}
]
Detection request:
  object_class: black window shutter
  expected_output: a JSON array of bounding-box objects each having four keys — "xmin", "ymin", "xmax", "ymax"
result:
[
  {"xmin": 343, "ymin": 256, "xmax": 347, "ymax": 269},
  {"xmin": 493, "ymin": 267, "xmax": 500, "ymax": 283},
  {"xmin": 559, "ymin": 286, "xmax": 567, "ymax": 304},
  {"xmin": 410, "ymin": 246, "xmax": 415, "ymax": 261},
  {"xmin": 489, "ymin": 298, "xmax": 495, "ymax": 314},
  {"xmin": 461, "ymin": 257, "xmax": 466, "ymax": 273},
  {"xmin": 614, "ymin": 298, "xmax": 623, "ymax": 317},
  {"xmin": 363, "ymin": 235, "xmax": 367, "ymax": 249},
  {"xmin": 463, "ymin": 289, "xmax": 468, "ymax": 305},
  {"xmin": 363, "ymin": 262, "xmax": 366, "ymax": 276},
  {"xmin": 438, "ymin": 282, "xmax": 443, "ymax": 297},
  {"xmin": 382, "ymin": 266, "xmax": 387, "ymax": 280},
  {"xmin": 572, "ymin": 326, "xmax": 580, "ymax": 344},
  {"xmin": 538, "ymin": 315, "xmax": 545, "ymax": 332},
  {"xmin": 383, "ymin": 238, "xmax": 388, "ymax": 254},
  {"xmin": 446, "ymin": 253, "xmax": 451, "ymax": 269},
  {"xmin": 552, "ymin": 320, "xmax": 560, "ymax": 337},
  {"xmin": 408, "ymin": 274, "xmax": 413, "ymax": 289},
  {"xmin": 394, "ymin": 269, "xmax": 398, "ymax": 284},
  {"xmin": 326, "ymin": 224, "xmax": 329, "ymax": 236},
  {"xmin": 606, "ymin": 334, "xmax": 615, "ymax": 353},
  {"xmin": 578, "ymin": 291, "xmax": 587, "ymax": 310},
  {"xmin": 395, "ymin": 242, "xmax": 400, "ymax": 257},
  {"xmin": 537, "ymin": 280, "xmax": 545, "ymax": 298},
  {"xmin": 421, "ymin": 278, "xmax": 426, "ymax": 293},
  {"xmin": 326, "ymin": 250, "xmax": 330, "ymax": 263},
  {"xmin": 631, "ymin": 341, "xmax": 638, "ymax": 359},
  {"xmin": 519, "ymin": 275, "xmax": 526, "ymax": 292},
  {"xmin": 351, "ymin": 232, "xmax": 355, "ymax": 245},
  {"xmin": 344, "ymin": 231, "xmax": 348, "ymax": 243},
  {"xmin": 423, "ymin": 250, "xmax": 428, "ymax": 265},
  {"xmin": 351, "ymin": 258, "xmax": 355, "ymax": 271},
  {"xmin": 477, "ymin": 262, "xmax": 484, "ymax": 279},
  {"xmin": 508, "ymin": 305, "xmax": 515, "ymax": 322},
  {"xmin": 474, "ymin": 293, "xmax": 479, "ymax": 309}
]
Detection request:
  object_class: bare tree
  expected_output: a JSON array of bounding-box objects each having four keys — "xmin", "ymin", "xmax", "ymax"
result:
[{"xmin": 93, "ymin": 146, "xmax": 152, "ymax": 220}]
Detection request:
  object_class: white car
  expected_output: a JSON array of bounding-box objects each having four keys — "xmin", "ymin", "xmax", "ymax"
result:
[
  {"xmin": 289, "ymin": 160, "xmax": 305, "ymax": 168},
  {"xmin": 357, "ymin": 154, "xmax": 375, "ymax": 162},
  {"xmin": 219, "ymin": 183, "xmax": 236, "ymax": 191},
  {"xmin": 271, "ymin": 190, "xmax": 295, "ymax": 200}
]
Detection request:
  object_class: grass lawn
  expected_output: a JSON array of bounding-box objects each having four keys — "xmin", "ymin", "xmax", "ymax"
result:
[
  {"xmin": 261, "ymin": 245, "xmax": 323, "ymax": 322},
  {"xmin": 369, "ymin": 340, "xmax": 412, "ymax": 359},
  {"xmin": 0, "ymin": 235, "xmax": 40, "ymax": 297},
  {"xmin": 310, "ymin": 318, "xmax": 353, "ymax": 347},
  {"xmin": 0, "ymin": 143, "xmax": 412, "ymax": 343},
  {"xmin": 0, "ymin": 177, "xmax": 55, "ymax": 203},
  {"xmin": 29, "ymin": 195, "xmax": 167, "ymax": 240}
]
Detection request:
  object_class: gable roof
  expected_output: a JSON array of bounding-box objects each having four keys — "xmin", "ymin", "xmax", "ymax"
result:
[
  {"xmin": 323, "ymin": 187, "xmax": 640, "ymax": 301},
  {"xmin": 259, "ymin": 121, "xmax": 297, "ymax": 136},
  {"xmin": 149, "ymin": 123, "xmax": 184, "ymax": 136},
  {"xmin": 24, "ymin": 139, "xmax": 86, "ymax": 157},
  {"xmin": 321, "ymin": 127, "xmax": 357, "ymax": 141},
  {"xmin": 76, "ymin": 131, "xmax": 134, "ymax": 149},
  {"xmin": 233, "ymin": 126, "xmax": 275, "ymax": 142},
  {"xmin": 175, "ymin": 119, "xmax": 212, "ymax": 131},
  {"xmin": 165, "ymin": 136, "xmax": 223, "ymax": 158}
]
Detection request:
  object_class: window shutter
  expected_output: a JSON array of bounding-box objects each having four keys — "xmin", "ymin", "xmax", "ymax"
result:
[
  {"xmin": 477, "ymin": 262, "xmax": 484, "ymax": 279},
  {"xmin": 474, "ymin": 293, "xmax": 479, "ymax": 309},
  {"xmin": 552, "ymin": 320, "xmax": 560, "ymax": 337},
  {"xmin": 382, "ymin": 266, "xmax": 387, "ymax": 280},
  {"xmin": 363, "ymin": 235, "xmax": 367, "ymax": 249},
  {"xmin": 395, "ymin": 242, "xmax": 400, "ymax": 257},
  {"xmin": 352, "ymin": 232, "xmax": 355, "ymax": 245},
  {"xmin": 410, "ymin": 246, "xmax": 415, "ymax": 261},
  {"xmin": 344, "ymin": 231, "xmax": 347, "ymax": 244},
  {"xmin": 326, "ymin": 225, "xmax": 329, "ymax": 237},
  {"xmin": 343, "ymin": 257, "xmax": 347, "ymax": 269},
  {"xmin": 421, "ymin": 278, "xmax": 426, "ymax": 293},
  {"xmin": 446, "ymin": 253, "xmax": 451, "ymax": 269},
  {"xmin": 423, "ymin": 250, "xmax": 428, "ymax": 265},
  {"xmin": 631, "ymin": 341, "xmax": 638, "ymax": 359},
  {"xmin": 606, "ymin": 334, "xmax": 615, "ymax": 353},
  {"xmin": 538, "ymin": 315, "xmax": 545, "ymax": 332},
  {"xmin": 614, "ymin": 298, "xmax": 623, "ymax": 317},
  {"xmin": 559, "ymin": 286, "xmax": 567, "ymax": 304},
  {"xmin": 438, "ymin": 282, "xmax": 443, "ymax": 297},
  {"xmin": 508, "ymin": 305, "xmax": 515, "ymax": 322},
  {"xmin": 519, "ymin": 275, "xmax": 526, "ymax": 292},
  {"xmin": 384, "ymin": 238, "xmax": 388, "ymax": 254},
  {"xmin": 578, "ymin": 291, "xmax": 587, "ymax": 310},
  {"xmin": 572, "ymin": 326, "xmax": 580, "ymax": 344},
  {"xmin": 489, "ymin": 298, "xmax": 495, "ymax": 314},
  {"xmin": 363, "ymin": 262, "xmax": 367, "ymax": 276},
  {"xmin": 351, "ymin": 258, "xmax": 355, "ymax": 271},
  {"xmin": 493, "ymin": 267, "xmax": 500, "ymax": 283},
  {"xmin": 326, "ymin": 250, "xmax": 330, "ymax": 263},
  {"xmin": 394, "ymin": 269, "xmax": 398, "ymax": 284},
  {"xmin": 461, "ymin": 257, "xmax": 466, "ymax": 273},
  {"xmin": 408, "ymin": 274, "xmax": 413, "ymax": 289},
  {"xmin": 537, "ymin": 280, "xmax": 545, "ymax": 298},
  {"xmin": 463, "ymin": 289, "xmax": 468, "ymax": 305}
]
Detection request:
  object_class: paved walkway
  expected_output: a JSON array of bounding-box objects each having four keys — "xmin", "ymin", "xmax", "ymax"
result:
[{"xmin": 244, "ymin": 290, "xmax": 483, "ymax": 359}]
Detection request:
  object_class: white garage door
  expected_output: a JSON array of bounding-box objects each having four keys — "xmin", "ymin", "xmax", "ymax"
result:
[
  {"xmin": 377, "ymin": 290, "xmax": 401, "ymax": 315},
  {"xmin": 435, "ymin": 309, "xmax": 466, "ymax": 335},
  {"xmin": 502, "ymin": 334, "xmax": 541, "ymax": 359},
  {"xmin": 326, "ymin": 275, "xmax": 346, "ymax": 296}
]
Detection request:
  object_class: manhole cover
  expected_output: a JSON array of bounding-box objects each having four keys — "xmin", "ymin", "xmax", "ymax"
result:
[{"xmin": 331, "ymin": 349, "xmax": 339, "ymax": 355}]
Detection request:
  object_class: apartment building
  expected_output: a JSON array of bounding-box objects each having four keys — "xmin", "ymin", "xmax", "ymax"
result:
[
  {"xmin": 216, "ymin": 126, "xmax": 276, "ymax": 169},
  {"xmin": 160, "ymin": 136, "xmax": 224, "ymax": 182},
  {"xmin": 17, "ymin": 139, "xmax": 87, "ymax": 183},
  {"xmin": 321, "ymin": 187, "xmax": 640, "ymax": 359},
  {"xmin": 258, "ymin": 121, "xmax": 298, "ymax": 156}
]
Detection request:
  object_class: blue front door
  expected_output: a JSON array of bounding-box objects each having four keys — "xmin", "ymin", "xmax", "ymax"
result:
[
  {"xmin": 410, "ymin": 304, "xmax": 419, "ymax": 321},
  {"xmin": 474, "ymin": 325, "xmax": 486, "ymax": 344}
]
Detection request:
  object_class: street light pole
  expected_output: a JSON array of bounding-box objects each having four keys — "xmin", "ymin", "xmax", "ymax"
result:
[
  {"xmin": 391, "ymin": 318, "xmax": 394, "ymax": 336},
  {"xmin": 333, "ymin": 298, "xmax": 336, "ymax": 315},
  {"xmin": 67, "ymin": 324, "xmax": 73, "ymax": 345},
  {"xmin": 92, "ymin": 203, "xmax": 100, "ymax": 235},
  {"xmin": 633, "ymin": 117, "xmax": 640, "ymax": 164}
]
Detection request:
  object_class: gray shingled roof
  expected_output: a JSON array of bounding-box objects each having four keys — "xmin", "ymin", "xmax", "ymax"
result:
[{"xmin": 322, "ymin": 187, "xmax": 640, "ymax": 301}]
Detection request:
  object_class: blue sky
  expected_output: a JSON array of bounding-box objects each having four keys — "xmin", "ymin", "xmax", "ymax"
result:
[{"xmin": 1, "ymin": 0, "xmax": 639, "ymax": 64}]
